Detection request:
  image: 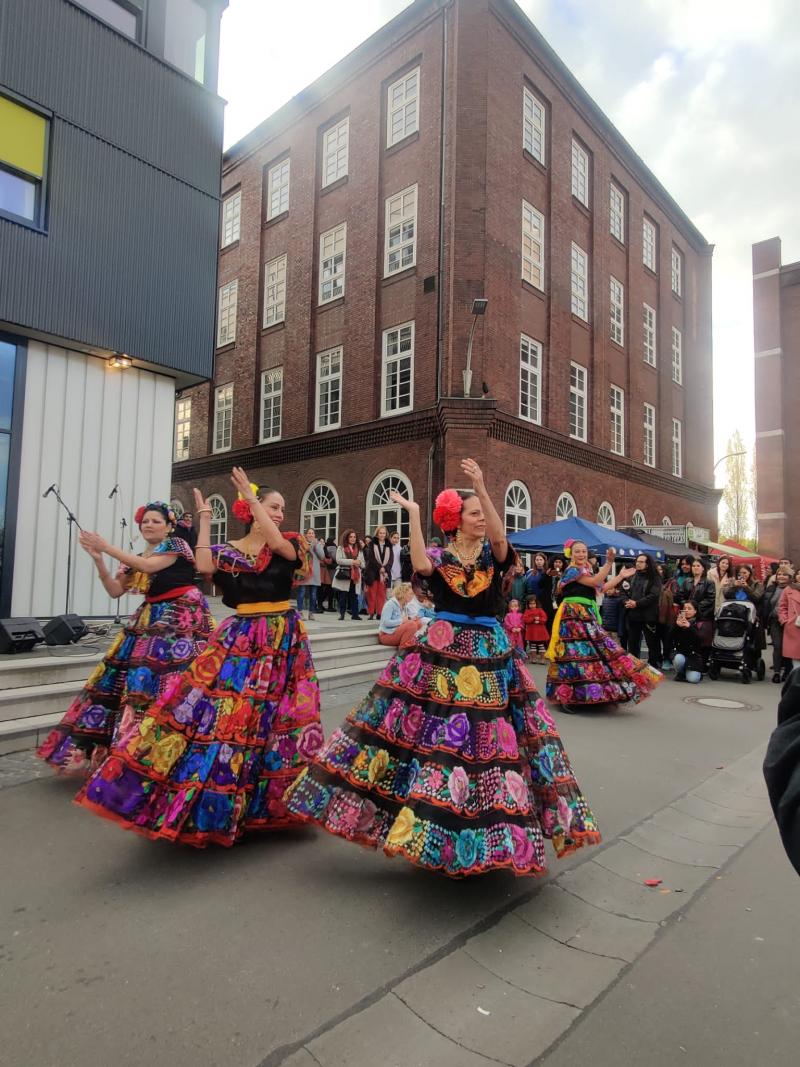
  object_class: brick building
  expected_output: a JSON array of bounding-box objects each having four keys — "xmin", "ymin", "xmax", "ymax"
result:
[
  {"xmin": 752, "ymin": 237, "xmax": 799, "ymax": 561},
  {"xmin": 171, "ymin": 0, "xmax": 718, "ymax": 547}
]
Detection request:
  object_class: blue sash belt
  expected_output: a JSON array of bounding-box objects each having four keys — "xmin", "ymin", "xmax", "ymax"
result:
[{"xmin": 435, "ymin": 610, "xmax": 498, "ymax": 628}]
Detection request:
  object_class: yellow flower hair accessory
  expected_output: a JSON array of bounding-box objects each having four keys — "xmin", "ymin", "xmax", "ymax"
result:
[
  {"xmin": 563, "ymin": 539, "xmax": 575, "ymax": 560},
  {"xmin": 232, "ymin": 483, "xmax": 260, "ymax": 523}
]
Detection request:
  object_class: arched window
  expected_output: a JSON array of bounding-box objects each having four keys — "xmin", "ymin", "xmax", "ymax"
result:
[
  {"xmin": 301, "ymin": 481, "xmax": 339, "ymax": 541},
  {"xmin": 555, "ymin": 492, "xmax": 577, "ymax": 520},
  {"xmin": 597, "ymin": 501, "xmax": 616, "ymax": 529},
  {"xmin": 661, "ymin": 515, "xmax": 672, "ymax": 525},
  {"xmin": 632, "ymin": 509, "xmax": 646, "ymax": 527},
  {"xmin": 208, "ymin": 495, "xmax": 227, "ymax": 545},
  {"xmin": 170, "ymin": 498, "xmax": 185, "ymax": 519},
  {"xmin": 505, "ymin": 481, "xmax": 531, "ymax": 533},
  {"xmin": 366, "ymin": 470, "xmax": 413, "ymax": 540}
]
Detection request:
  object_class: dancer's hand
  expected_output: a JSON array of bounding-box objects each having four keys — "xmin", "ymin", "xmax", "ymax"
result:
[
  {"xmin": 620, "ymin": 566, "xmax": 635, "ymax": 578},
  {"xmin": 606, "ymin": 547, "xmax": 616, "ymax": 563},
  {"xmin": 460, "ymin": 458, "xmax": 485, "ymax": 492},
  {"xmin": 80, "ymin": 531, "xmax": 110, "ymax": 556},
  {"xmin": 193, "ymin": 487, "xmax": 211, "ymax": 513},
  {"xmin": 389, "ymin": 489, "xmax": 419, "ymax": 512},
  {"xmin": 230, "ymin": 467, "xmax": 257, "ymax": 501}
]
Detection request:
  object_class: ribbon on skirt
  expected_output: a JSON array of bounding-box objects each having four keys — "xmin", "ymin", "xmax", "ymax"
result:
[{"xmin": 545, "ymin": 595, "xmax": 601, "ymax": 661}]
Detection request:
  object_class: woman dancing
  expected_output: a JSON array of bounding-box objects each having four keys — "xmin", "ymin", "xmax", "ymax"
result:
[
  {"xmin": 546, "ymin": 540, "xmax": 662, "ymax": 712},
  {"xmin": 75, "ymin": 468, "xmax": 321, "ymax": 846},
  {"xmin": 37, "ymin": 502, "xmax": 213, "ymax": 773},
  {"xmin": 284, "ymin": 459, "xmax": 600, "ymax": 878}
]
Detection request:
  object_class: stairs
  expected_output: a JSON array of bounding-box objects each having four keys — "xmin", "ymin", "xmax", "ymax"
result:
[{"xmin": 0, "ymin": 615, "xmax": 391, "ymax": 755}]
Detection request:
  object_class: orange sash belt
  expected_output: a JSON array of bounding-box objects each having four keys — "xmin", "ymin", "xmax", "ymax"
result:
[{"xmin": 236, "ymin": 600, "xmax": 290, "ymax": 615}]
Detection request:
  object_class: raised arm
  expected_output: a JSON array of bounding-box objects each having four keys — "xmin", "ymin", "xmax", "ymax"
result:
[
  {"xmin": 81, "ymin": 542, "xmax": 130, "ymax": 599},
  {"xmin": 79, "ymin": 532, "xmax": 177, "ymax": 575},
  {"xmin": 192, "ymin": 487, "xmax": 215, "ymax": 577},
  {"xmin": 389, "ymin": 490, "xmax": 432, "ymax": 575},
  {"xmin": 603, "ymin": 564, "xmax": 635, "ymax": 592},
  {"xmin": 231, "ymin": 466, "xmax": 295, "ymax": 561},
  {"xmin": 576, "ymin": 548, "xmax": 617, "ymax": 589},
  {"xmin": 461, "ymin": 458, "xmax": 507, "ymax": 561}
]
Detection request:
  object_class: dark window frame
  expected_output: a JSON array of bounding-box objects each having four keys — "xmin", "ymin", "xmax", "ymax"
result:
[
  {"xmin": 0, "ymin": 333, "xmax": 28, "ymax": 616},
  {"xmin": 0, "ymin": 89, "xmax": 52, "ymax": 232}
]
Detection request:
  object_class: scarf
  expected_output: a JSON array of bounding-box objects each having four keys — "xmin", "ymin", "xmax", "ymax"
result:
[{"xmin": 344, "ymin": 543, "xmax": 361, "ymax": 584}]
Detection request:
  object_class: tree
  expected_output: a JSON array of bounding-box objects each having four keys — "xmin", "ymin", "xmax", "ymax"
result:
[{"xmin": 719, "ymin": 431, "xmax": 753, "ymax": 542}]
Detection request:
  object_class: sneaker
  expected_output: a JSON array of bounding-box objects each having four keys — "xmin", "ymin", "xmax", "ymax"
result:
[{"xmin": 772, "ymin": 672, "xmax": 783, "ymax": 683}]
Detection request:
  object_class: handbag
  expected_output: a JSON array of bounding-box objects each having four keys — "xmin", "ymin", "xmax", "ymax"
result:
[{"xmin": 335, "ymin": 566, "xmax": 351, "ymax": 582}]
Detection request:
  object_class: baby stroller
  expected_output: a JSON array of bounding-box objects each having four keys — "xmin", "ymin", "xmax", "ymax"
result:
[{"xmin": 707, "ymin": 601, "xmax": 766, "ymax": 684}]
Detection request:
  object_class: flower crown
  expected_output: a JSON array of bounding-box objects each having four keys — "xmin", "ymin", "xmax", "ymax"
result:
[
  {"xmin": 563, "ymin": 538, "xmax": 575, "ymax": 560},
  {"xmin": 134, "ymin": 501, "xmax": 176, "ymax": 527},
  {"xmin": 433, "ymin": 488, "xmax": 463, "ymax": 533},
  {"xmin": 231, "ymin": 482, "xmax": 260, "ymax": 524}
]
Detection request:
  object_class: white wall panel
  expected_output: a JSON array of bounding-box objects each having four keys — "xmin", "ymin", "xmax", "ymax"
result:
[{"xmin": 12, "ymin": 342, "xmax": 175, "ymax": 618}]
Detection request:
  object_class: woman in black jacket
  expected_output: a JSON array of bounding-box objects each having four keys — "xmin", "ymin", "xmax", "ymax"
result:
[{"xmin": 624, "ymin": 553, "xmax": 663, "ymax": 668}]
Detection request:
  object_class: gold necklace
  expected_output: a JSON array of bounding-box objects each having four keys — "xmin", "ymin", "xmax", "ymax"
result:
[{"xmin": 453, "ymin": 533, "xmax": 482, "ymax": 566}]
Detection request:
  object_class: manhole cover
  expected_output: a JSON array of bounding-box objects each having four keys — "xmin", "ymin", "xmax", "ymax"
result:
[{"xmin": 684, "ymin": 695, "xmax": 759, "ymax": 711}]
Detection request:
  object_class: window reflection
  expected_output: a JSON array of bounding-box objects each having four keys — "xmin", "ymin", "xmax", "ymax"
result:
[
  {"xmin": 147, "ymin": 0, "xmax": 208, "ymax": 83},
  {"xmin": 0, "ymin": 341, "xmax": 16, "ymax": 598}
]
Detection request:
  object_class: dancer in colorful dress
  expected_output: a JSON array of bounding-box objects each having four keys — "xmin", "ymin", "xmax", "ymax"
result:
[
  {"xmin": 284, "ymin": 459, "xmax": 600, "ymax": 878},
  {"xmin": 546, "ymin": 539, "xmax": 663, "ymax": 712},
  {"xmin": 76, "ymin": 468, "xmax": 321, "ymax": 846},
  {"xmin": 37, "ymin": 502, "xmax": 214, "ymax": 774}
]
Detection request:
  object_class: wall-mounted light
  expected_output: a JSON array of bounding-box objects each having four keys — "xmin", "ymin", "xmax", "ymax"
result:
[
  {"xmin": 108, "ymin": 353, "xmax": 132, "ymax": 369},
  {"xmin": 463, "ymin": 298, "xmax": 488, "ymax": 397}
]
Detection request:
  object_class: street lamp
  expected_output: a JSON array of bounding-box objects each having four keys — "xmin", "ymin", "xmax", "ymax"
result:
[
  {"xmin": 463, "ymin": 298, "xmax": 488, "ymax": 397},
  {"xmin": 713, "ymin": 450, "xmax": 746, "ymax": 475}
]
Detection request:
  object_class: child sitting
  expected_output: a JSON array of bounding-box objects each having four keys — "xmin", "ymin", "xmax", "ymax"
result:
[
  {"xmin": 523, "ymin": 594, "xmax": 550, "ymax": 661},
  {"xmin": 503, "ymin": 598, "xmax": 525, "ymax": 651}
]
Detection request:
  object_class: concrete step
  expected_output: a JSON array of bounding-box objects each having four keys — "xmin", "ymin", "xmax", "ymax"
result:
[{"xmin": 0, "ymin": 653, "xmax": 104, "ymax": 692}]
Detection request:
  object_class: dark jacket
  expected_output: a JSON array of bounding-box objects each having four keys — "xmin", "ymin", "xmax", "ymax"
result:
[
  {"xmin": 670, "ymin": 618, "xmax": 704, "ymax": 673},
  {"xmin": 723, "ymin": 580, "xmax": 764, "ymax": 607},
  {"xmin": 763, "ymin": 669, "xmax": 800, "ymax": 876},
  {"xmin": 626, "ymin": 572, "xmax": 662, "ymax": 623},
  {"xmin": 363, "ymin": 541, "xmax": 392, "ymax": 585},
  {"xmin": 600, "ymin": 592, "xmax": 622, "ymax": 633},
  {"xmin": 676, "ymin": 577, "xmax": 716, "ymax": 621},
  {"xmin": 761, "ymin": 583, "xmax": 785, "ymax": 626}
]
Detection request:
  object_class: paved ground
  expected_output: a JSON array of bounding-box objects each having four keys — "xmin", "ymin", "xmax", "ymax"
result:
[{"xmin": 0, "ymin": 664, "xmax": 792, "ymax": 1067}]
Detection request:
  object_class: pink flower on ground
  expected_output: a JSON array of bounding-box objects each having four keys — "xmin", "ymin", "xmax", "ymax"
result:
[
  {"xmin": 448, "ymin": 766, "xmax": 470, "ymax": 808},
  {"xmin": 510, "ymin": 824, "xmax": 535, "ymax": 868},
  {"xmin": 297, "ymin": 721, "xmax": 325, "ymax": 759},
  {"xmin": 426, "ymin": 619, "xmax": 454, "ymax": 651},
  {"xmin": 505, "ymin": 770, "xmax": 528, "ymax": 809},
  {"xmin": 398, "ymin": 652, "xmax": 422, "ymax": 688},
  {"xmin": 401, "ymin": 704, "xmax": 424, "ymax": 742},
  {"xmin": 496, "ymin": 719, "xmax": 518, "ymax": 756},
  {"xmin": 557, "ymin": 795, "xmax": 573, "ymax": 831}
]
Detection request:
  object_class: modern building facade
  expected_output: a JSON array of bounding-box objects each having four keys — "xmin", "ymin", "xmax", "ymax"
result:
[
  {"xmin": 752, "ymin": 236, "xmax": 799, "ymax": 561},
  {"xmin": 171, "ymin": 0, "xmax": 718, "ymax": 549},
  {"xmin": 0, "ymin": 0, "xmax": 227, "ymax": 616}
]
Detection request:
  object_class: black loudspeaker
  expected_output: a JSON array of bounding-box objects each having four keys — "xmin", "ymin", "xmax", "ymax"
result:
[
  {"xmin": 43, "ymin": 613, "xmax": 87, "ymax": 646},
  {"xmin": 0, "ymin": 617, "xmax": 46, "ymax": 654}
]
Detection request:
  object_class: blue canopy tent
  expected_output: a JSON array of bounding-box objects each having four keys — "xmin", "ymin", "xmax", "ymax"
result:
[{"xmin": 508, "ymin": 517, "xmax": 664, "ymax": 562}]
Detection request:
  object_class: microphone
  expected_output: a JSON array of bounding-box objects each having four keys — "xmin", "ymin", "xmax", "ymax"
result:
[
  {"xmin": 42, "ymin": 484, "xmax": 57, "ymax": 498},
  {"xmin": 108, "ymin": 484, "xmax": 119, "ymax": 499}
]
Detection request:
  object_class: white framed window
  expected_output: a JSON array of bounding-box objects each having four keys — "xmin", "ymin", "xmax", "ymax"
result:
[
  {"xmin": 319, "ymin": 222, "xmax": 346, "ymax": 304},
  {"xmin": 610, "ymin": 384, "xmax": 624, "ymax": 456},
  {"xmin": 170, "ymin": 498, "xmax": 185, "ymax": 519},
  {"xmin": 643, "ymin": 303, "xmax": 656, "ymax": 366},
  {"xmin": 260, "ymin": 368, "xmax": 283, "ymax": 443},
  {"xmin": 267, "ymin": 158, "xmax": 290, "ymax": 220},
  {"xmin": 220, "ymin": 189, "xmax": 241, "ymax": 248},
  {"xmin": 208, "ymin": 495, "xmax": 227, "ymax": 545},
  {"xmin": 609, "ymin": 182, "xmax": 625, "ymax": 243},
  {"xmin": 569, "ymin": 362, "xmax": 587, "ymax": 441},
  {"xmin": 367, "ymin": 470, "xmax": 413, "ymax": 540},
  {"xmin": 643, "ymin": 403, "xmax": 656, "ymax": 468},
  {"xmin": 322, "ymin": 117, "xmax": 349, "ymax": 187},
  {"xmin": 301, "ymin": 481, "xmax": 339, "ymax": 541},
  {"xmin": 216, "ymin": 279, "xmax": 238, "ymax": 347},
  {"xmin": 523, "ymin": 85, "xmax": 545, "ymax": 164},
  {"xmin": 672, "ymin": 418, "xmax": 682, "ymax": 477},
  {"xmin": 174, "ymin": 398, "xmax": 191, "ymax": 461},
  {"xmin": 315, "ymin": 346, "xmax": 342, "ymax": 431},
  {"xmin": 671, "ymin": 245, "xmax": 682, "ymax": 296},
  {"xmin": 610, "ymin": 276, "xmax": 624, "ymax": 345},
  {"xmin": 632, "ymin": 508, "xmax": 646, "ymax": 527},
  {"xmin": 671, "ymin": 326, "xmax": 683, "ymax": 384},
  {"xmin": 571, "ymin": 242, "xmax": 588, "ymax": 320},
  {"xmin": 571, "ymin": 139, "xmax": 589, "ymax": 206},
  {"xmin": 643, "ymin": 216, "xmax": 657, "ymax": 271},
  {"xmin": 385, "ymin": 185, "xmax": 417, "ymax": 276},
  {"xmin": 213, "ymin": 383, "xmax": 233, "ymax": 453},
  {"xmin": 505, "ymin": 481, "xmax": 531, "ymax": 533},
  {"xmin": 382, "ymin": 321, "xmax": 414, "ymax": 416},
  {"xmin": 387, "ymin": 67, "xmax": 419, "ymax": 147},
  {"xmin": 662, "ymin": 515, "xmax": 673, "ymax": 525},
  {"xmin": 597, "ymin": 501, "xmax": 616, "ymax": 529},
  {"xmin": 521, "ymin": 200, "xmax": 545, "ymax": 289},
  {"xmin": 263, "ymin": 253, "xmax": 287, "ymax": 327},
  {"xmin": 556, "ymin": 492, "xmax": 577, "ymax": 520},
  {"xmin": 519, "ymin": 334, "xmax": 542, "ymax": 424}
]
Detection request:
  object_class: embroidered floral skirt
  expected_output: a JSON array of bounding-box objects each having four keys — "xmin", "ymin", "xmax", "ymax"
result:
[
  {"xmin": 546, "ymin": 602, "xmax": 663, "ymax": 707},
  {"xmin": 75, "ymin": 610, "xmax": 321, "ymax": 847},
  {"xmin": 284, "ymin": 617, "xmax": 600, "ymax": 878},
  {"xmin": 37, "ymin": 588, "xmax": 214, "ymax": 774}
]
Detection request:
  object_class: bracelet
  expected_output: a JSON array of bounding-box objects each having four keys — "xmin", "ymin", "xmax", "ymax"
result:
[
  {"xmin": 196, "ymin": 508, "xmax": 212, "ymax": 515},
  {"xmin": 195, "ymin": 544, "xmax": 211, "ymax": 549}
]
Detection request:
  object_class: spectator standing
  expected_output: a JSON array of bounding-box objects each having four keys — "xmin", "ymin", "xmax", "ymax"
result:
[
  {"xmin": 363, "ymin": 525, "xmax": 392, "ymax": 620},
  {"xmin": 524, "ymin": 554, "xmax": 553, "ymax": 628},
  {"xmin": 708, "ymin": 554, "xmax": 736, "ymax": 614},
  {"xmin": 389, "ymin": 531, "xmax": 403, "ymax": 582},
  {"xmin": 503, "ymin": 598, "xmax": 525, "ymax": 651},
  {"xmin": 624, "ymin": 553, "xmax": 662, "ymax": 668},
  {"xmin": 296, "ymin": 527, "xmax": 325, "ymax": 621},
  {"xmin": 777, "ymin": 568, "xmax": 800, "ymax": 672},
  {"xmin": 655, "ymin": 562, "xmax": 676, "ymax": 669},
  {"xmin": 676, "ymin": 558, "xmax": 716, "ymax": 650},
  {"xmin": 333, "ymin": 529, "xmax": 365, "ymax": 621},
  {"xmin": 523, "ymin": 594, "xmax": 550, "ymax": 661},
  {"xmin": 764, "ymin": 568, "xmax": 792, "ymax": 682},
  {"xmin": 176, "ymin": 510, "xmax": 198, "ymax": 551},
  {"xmin": 319, "ymin": 536, "xmax": 337, "ymax": 611}
]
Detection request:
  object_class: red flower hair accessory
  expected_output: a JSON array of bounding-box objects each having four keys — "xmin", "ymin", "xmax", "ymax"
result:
[
  {"xmin": 232, "ymin": 498, "xmax": 253, "ymax": 523},
  {"xmin": 433, "ymin": 488, "xmax": 463, "ymax": 533},
  {"xmin": 134, "ymin": 505, "xmax": 146, "ymax": 526},
  {"xmin": 135, "ymin": 501, "xmax": 175, "ymax": 527}
]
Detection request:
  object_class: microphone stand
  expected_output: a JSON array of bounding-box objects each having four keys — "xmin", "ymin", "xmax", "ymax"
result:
[{"xmin": 44, "ymin": 486, "xmax": 83, "ymax": 615}]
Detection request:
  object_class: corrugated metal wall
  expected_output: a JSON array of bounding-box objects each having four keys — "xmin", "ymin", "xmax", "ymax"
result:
[
  {"xmin": 11, "ymin": 341, "xmax": 175, "ymax": 618},
  {"xmin": 0, "ymin": 0, "xmax": 224, "ymax": 378}
]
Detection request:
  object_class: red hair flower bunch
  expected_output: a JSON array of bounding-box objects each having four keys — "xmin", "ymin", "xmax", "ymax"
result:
[
  {"xmin": 433, "ymin": 488, "xmax": 463, "ymax": 533},
  {"xmin": 135, "ymin": 501, "xmax": 175, "ymax": 527},
  {"xmin": 232, "ymin": 498, "xmax": 253, "ymax": 524}
]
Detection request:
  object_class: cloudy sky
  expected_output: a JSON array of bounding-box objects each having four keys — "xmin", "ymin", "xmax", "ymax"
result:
[{"xmin": 218, "ymin": 0, "xmax": 800, "ymax": 486}]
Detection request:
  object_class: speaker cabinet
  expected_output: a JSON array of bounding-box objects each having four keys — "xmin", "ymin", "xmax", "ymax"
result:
[
  {"xmin": 0, "ymin": 617, "xmax": 46, "ymax": 654},
  {"xmin": 43, "ymin": 613, "xmax": 87, "ymax": 646}
]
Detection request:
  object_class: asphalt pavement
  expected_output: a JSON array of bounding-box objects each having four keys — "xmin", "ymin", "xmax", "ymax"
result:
[{"xmin": 0, "ymin": 663, "xmax": 793, "ymax": 1067}]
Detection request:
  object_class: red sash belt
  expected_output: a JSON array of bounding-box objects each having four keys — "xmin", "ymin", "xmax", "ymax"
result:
[{"xmin": 145, "ymin": 585, "xmax": 196, "ymax": 604}]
